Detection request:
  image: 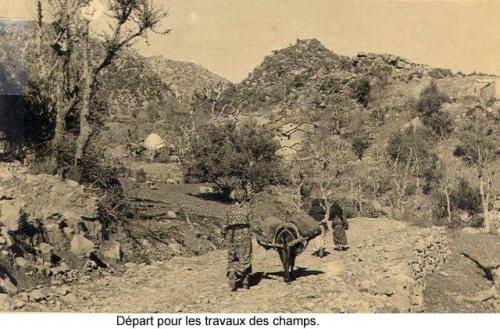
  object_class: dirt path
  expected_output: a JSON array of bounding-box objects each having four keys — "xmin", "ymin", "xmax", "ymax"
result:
[{"xmin": 12, "ymin": 218, "xmax": 449, "ymax": 313}]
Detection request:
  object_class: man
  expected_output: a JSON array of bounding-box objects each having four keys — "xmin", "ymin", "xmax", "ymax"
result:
[
  {"xmin": 329, "ymin": 201, "xmax": 349, "ymax": 251},
  {"xmin": 222, "ymin": 188, "xmax": 253, "ymax": 291}
]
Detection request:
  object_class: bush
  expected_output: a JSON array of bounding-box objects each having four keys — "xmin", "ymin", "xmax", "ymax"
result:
[
  {"xmin": 183, "ymin": 121, "xmax": 287, "ymax": 196},
  {"xmin": 432, "ymin": 191, "xmax": 449, "ymax": 220},
  {"xmin": 428, "ymin": 68, "xmax": 453, "ymax": 79},
  {"xmin": 450, "ymin": 178, "xmax": 481, "ymax": 216},
  {"xmin": 416, "ymin": 81, "xmax": 448, "ymax": 117},
  {"xmin": 386, "ymin": 127, "xmax": 432, "ymax": 163},
  {"xmin": 350, "ymin": 76, "xmax": 371, "ymax": 107},
  {"xmin": 421, "ymin": 110, "xmax": 453, "ymax": 138},
  {"xmin": 351, "ymin": 132, "xmax": 371, "ymax": 160},
  {"xmin": 135, "ymin": 169, "xmax": 147, "ymax": 183}
]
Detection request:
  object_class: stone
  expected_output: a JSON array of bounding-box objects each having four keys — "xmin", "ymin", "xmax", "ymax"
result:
[
  {"xmin": 49, "ymin": 262, "xmax": 69, "ymax": 275},
  {"xmin": 61, "ymin": 293, "xmax": 79, "ymax": 304},
  {"xmin": 38, "ymin": 243, "xmax": 53, "ymax": 254},
  {"xmin": 199, "ymin": 186, "xmax": 214, "ymax": 194},
  {"xmin": 0, "ymin": 200, "xmax": 23, "ymax": 231},
  {"xmin": 0, "ymin": 275, "xmax": 18, "ymax": 296},
  {"xmin": 0, "ymin": 293, "xmax": 11, "ymax": 309},
  {"xmin": 28, "ymin": 289, "xmax": 47, "ymax": 302},
  {"xmin": 166, "ymin": 211, "xmax": 177, "ymax": 219},
  {"xmin": 63, "ymin": 226, "xmax": 74, "ymax": 237},
  {"xmin": 55, "ymin": 287, "xmax": 70, "ymax": 296},
  {"xmin": 70, "ymin": 234, "xmax": 95, "ymax": 257},
  {"xmin": 103, "ymin": 243, "xmax": 122, "ymax": 261},
  {"xmin": 15, "ymin": 257, "xmax": 29, "ymax": 268},
  {"xmin": 66, "ymin": 180, "xmax": 80, "ymax": 188}
]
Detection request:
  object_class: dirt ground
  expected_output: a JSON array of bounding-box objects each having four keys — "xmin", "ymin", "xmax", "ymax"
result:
[
  {"xmin": 8, "ymin": 218, "xmax": 451, "ymax": 313},
  {"xmin": 424, "ymin": 231, "xmax": 500, "ymax": 312}
]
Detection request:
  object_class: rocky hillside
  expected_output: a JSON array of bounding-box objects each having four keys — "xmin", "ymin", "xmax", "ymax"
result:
[
  {"xmin": 0, "ymin": 20, "xmax": 28, "ymax": 95},
  {"xmin": 0, "ymin": 162, "xmax": 109, "ymax": 296},
  {"xmin": 148, "ymin": 56, "xmax": 230, "ymax": 101},
  {"xmin": 199, "ymin": 38, "xmax": 499, "ymax": 229},
  {"xmin": 0, "ymin": 162, "xmax": 225, "ymax": 298},
  {"xmin": 216, "ymin": 39, "xmax": 431, "ymax": 114}
]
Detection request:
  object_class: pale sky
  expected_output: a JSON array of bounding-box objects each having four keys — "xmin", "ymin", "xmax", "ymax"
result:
[{"xmin": 1, "ymin": 0, "xmax": 499, "ymax": 82}]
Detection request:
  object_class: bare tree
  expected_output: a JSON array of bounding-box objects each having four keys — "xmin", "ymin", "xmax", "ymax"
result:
[
  {"xmin": 296, "ymin": 131, "xmax": 354, "ymax": 219},
  {"xmin": 32, "ymin": 0, "xmax": 169, "ymax": 173},
  {"xmin": 457, "ymin": 118, "xmax": 499, "ymax": 233}
]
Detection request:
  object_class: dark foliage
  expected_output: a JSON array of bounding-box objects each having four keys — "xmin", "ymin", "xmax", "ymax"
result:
[
  {"xmin": 415, "ymin": 81, "xmax": 448, "ymax": 117},
  {"xmin": 349, "ymin": 76, "xmax": 371, "ymax": 107},
  {"xmin": 351, "ymin": 132, "xmax": 371, "ymax": 160},
  {"xmin": 183, "ymin": 121, "xmax": 287, "ymax": 196}
]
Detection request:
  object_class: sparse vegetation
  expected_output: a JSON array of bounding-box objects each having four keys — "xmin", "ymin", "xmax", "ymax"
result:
[
  {"xmin": 415, "ymin": 81, "xmax": 453, "ymax": 137},
  {"xmin": 455, "ymin": 117, "xmax": 499, "ymax": 232},
  {"xmin": 351, "ymin": 132, "xmax": 371, "ymax": 160},
  {"xmin": 350, "ymin": 76, "xmax": 371, "ymax": 107}
]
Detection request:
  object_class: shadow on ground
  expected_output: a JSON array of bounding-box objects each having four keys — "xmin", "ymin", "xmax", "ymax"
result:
[{"xmin": 252, "ymin": 267, "xmax": 324, "ymax": 286}]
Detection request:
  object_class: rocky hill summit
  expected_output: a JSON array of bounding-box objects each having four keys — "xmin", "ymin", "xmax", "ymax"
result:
[{"xmin": 216, "ymin": 39, "xmax": 432, "ymax": 114}]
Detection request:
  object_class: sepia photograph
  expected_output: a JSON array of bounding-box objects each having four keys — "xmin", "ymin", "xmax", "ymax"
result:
[{"xmin": 0, "ymin": 0, "xmax": 499, "ymax": 321}]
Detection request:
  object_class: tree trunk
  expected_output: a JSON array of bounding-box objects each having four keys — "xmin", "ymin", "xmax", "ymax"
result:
[
  {"xmin": 479, "ymin": 174, "xmax": 491, "ymax": 233},
  {"xmin": 444, "ymin": 185, "xmax": 451, "ymax": 223},
  {"xmin": 51, "ymin": 81, "xmax": 70, "ymax": 171},
  {"xmin": 74, "ymin": 21, "xmax": 92, "ymax": 169}
]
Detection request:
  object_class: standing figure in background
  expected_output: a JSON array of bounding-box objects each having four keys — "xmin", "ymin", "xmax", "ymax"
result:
[
  {"xmin": 307, "ymin": 198, "xmax": 328, "ymax": 257},
  {"xmin": 222, "ymin": 188, "xmax": 253, "ymax": 291},
  {"xmin": 329, "ymin": 201, "xmax": 349, "ymax": 251}
]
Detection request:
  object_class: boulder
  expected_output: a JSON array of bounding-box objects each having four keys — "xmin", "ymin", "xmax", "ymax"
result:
[
  {"xmin": 103, "ymin": 243, "xmax": 122, "ymax": 261},
  {"xmin": 0, "ymin": 274, "xmax": 17, "ymax": 296},
  {"xmin": 166, "ymin": 211, "xmax": 177, "ymax": 219},
  {"xmin": 199, "ymin": 186, "xmax": 214, "ymax": 194},
  {"xmin": 165, "ymin": 178, "xmax": 180, "ymax": 185},
  {"xmin": 38, "ymin": 243, "xmax": 53, "ymax": 255},
  {"xmin": 63, "ymin": 226, "xmax": 74, "ymax": 237},
  {"xmin": 0, "ymin": 200, "xmax": 23, "ymax": 231},
  {"xmin": 70, "ymin": 234, "xmax": 95, "ymax": 257},
  {"xmin": 15, "ymin": 257, "xmax": 29, "ymax": 268}
]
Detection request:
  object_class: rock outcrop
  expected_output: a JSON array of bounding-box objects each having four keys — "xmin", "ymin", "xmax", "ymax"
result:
[{"xmin": 0, "ymin": 162, "xmax": 109, "ymax": 294}]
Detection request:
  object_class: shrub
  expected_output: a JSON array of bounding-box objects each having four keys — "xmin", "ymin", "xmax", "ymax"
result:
[
  {"xmin": 428, "ymin": 68, "xmax": 453, "ymax": 79},
  {"xmin": 421, "ymin": 110, "xmax": 453, "ymax": 138},
  {"xmin": 135, "ymin": 169, "xmax": 147, "ymax": 183},
  {"xmin": 351, "ymin": 132, "xmax": 371, "ymax": 160},
  {"xmin": 450, "ymin": 178, "xmax": 481, "ymax": 216},
  {"xmin": 183, "ymin": 121, "xmax": 287, "ymax": 196},
  {"xmin": 386, "ymin": 127, "xmax": 432, "ymax": 163},
  {"xmin": 415, "ymin": 81, "xmax": 448, "ymax": 117},
  {"xmin": 432, "ymin": 191, "xmax": 449, "ymax": 220},
  {"xmin": 350, "ymin": 76, "xmax": 371, "ymax": 107}
]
